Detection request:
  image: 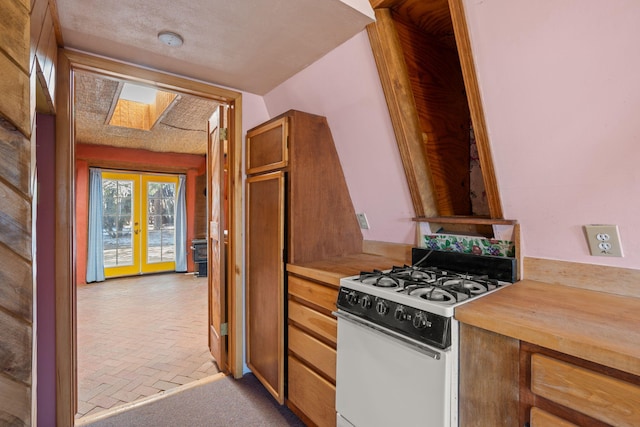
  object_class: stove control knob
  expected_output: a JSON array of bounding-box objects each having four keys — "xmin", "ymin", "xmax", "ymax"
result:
[
  {"xmin": 375, "ymin": 300, "xmax": 389, "ymax": 316},
  {"xmin": 346, "ymin": 291, "xmax": 359, "ymax": 306},
  {"xmin": 394, "ymin": 305, "xmax": 407, "ymax": 321},
  {"xmin": 413, "ymin": 311, "xmax": 431, "ymax": 330},
  {"xmin": 360, "ymin": 295, "xmax": 373, "ymax": 309}
]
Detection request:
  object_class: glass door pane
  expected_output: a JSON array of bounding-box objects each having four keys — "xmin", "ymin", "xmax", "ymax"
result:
[
  {"xmin": 102, "ymin": 172, "xmax": 140, "ymax": 277},
  {"xmin": 142, "ymin": 175, "xmax": 178, "ymax": 273}
]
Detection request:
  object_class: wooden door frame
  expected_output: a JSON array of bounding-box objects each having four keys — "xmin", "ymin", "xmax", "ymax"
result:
[{"xmin": 55, "ymin": 49, "xmax": 244, "ymax": 426}]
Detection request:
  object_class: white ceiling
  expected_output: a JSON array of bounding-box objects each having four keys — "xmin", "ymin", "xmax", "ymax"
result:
[{"xmin": 55, "ymin": 0, "xmax": 375, "ymax": 95}]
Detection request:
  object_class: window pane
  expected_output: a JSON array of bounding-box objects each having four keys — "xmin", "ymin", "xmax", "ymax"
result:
[
  {"xmin": 146, "ymin": 181, "xmax": 176, "ymax": 264},
  {"xmin": 102, "ymin": 178, "xmax": 134, "ymax": 267}
]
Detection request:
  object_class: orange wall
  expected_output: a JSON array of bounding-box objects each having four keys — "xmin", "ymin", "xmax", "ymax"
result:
[{"xmin": 75, "ymin": 144, "xmax": 206, "ymax": 284}]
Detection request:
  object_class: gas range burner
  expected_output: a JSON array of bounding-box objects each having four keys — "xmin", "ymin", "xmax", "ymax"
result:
[
  {"xmin": 360, "ymin": 270, "xmax": 400, "ymax": 288},
  {"xmin": 358, "ymin": 266, "xmax": 500, "ymax": 303},
  {"xmin": 359, "ymin": 266, "xmax": 445, "ymax": 288},
  {"xmin": 409, "ymin": 287, "xmax": 458, "ymax": 304}
]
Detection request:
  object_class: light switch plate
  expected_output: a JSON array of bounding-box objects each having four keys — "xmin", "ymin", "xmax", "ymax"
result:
[
  {"xmin": 356, "ymin": 213, "xmax": 369, "ymax": 230},
  {"xmin": 583, "ymin": 224, "xmax": 623, "ymax": 257}
]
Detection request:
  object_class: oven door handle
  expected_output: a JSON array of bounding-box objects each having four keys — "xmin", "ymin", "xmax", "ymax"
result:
[{"xmin": 333, "ymin": 310, "xmax": 442, "ymax": 360}]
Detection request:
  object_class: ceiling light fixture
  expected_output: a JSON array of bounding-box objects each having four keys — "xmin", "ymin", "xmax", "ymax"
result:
[{"xmin": 158, "ymin": 31, "xmax": 184, "ymax": 47}]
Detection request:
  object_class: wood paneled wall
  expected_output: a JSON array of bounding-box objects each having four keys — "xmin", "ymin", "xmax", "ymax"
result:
[
  {"xmin": 0, "ymin": 0, "xmax": 57, "ymax": 424},
  {"xmin": 393, "ymin": 14, "xmax": 472, "ymax": 216}
]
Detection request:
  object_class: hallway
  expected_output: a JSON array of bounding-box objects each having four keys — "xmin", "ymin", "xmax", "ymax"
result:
[{"xmin": 76, "ymin": 273, "xmax": 219, "ymax": 419}]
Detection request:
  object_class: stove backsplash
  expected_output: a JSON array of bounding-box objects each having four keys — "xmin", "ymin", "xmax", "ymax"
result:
[
  {"xmin": 417, "ymin": 221, "xmax": 517, "ymax": 258},
  {"xmin": 423, "ymin": 234, "xmax": 515, "ymax": 258},
  {"xmin": 411, "ymin": 248, "xmax": 517, "ymax": 283}
]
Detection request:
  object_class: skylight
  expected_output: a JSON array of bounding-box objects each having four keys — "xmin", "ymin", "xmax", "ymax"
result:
[
  {"xmin": 107, "ymin": 82, "xmax": 178, "ymax": 131},
  {"xmin": 119, "ymin": 83, "xmax": 158, "ymax": 104}
]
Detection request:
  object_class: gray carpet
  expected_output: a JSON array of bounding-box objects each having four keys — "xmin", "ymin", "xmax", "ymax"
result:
[{"xmin": 82, "ymin": 374, "xmax": 306, "ymax": 427}]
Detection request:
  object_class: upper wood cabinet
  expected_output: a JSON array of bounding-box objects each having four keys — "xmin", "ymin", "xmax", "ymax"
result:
[
  {"xmin": 367, "ymin": 0, "xmax": 503, "ymax": 218},
  {"xmin": 246, "ymin": 117, "xmax": 288, "ymax": 175},
  {"xmin": 246, "ymin": 109, "xmax": 363, "ymax": 264}
]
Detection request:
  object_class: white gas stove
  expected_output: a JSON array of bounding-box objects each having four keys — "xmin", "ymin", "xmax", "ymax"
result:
[{"xmin": 335, "ymin": 248, "xmax": 516, "ymax": 427}]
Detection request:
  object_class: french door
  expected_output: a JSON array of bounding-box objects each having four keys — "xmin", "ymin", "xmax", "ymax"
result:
[{"xmin": 102, "ymin": 171, "xmax": 179, "ymax": 277}]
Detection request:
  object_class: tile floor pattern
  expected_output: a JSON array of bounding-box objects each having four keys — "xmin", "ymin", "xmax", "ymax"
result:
[{"xmin": 76, "ymin": 273, "xmax": 220, "ymax": 419}]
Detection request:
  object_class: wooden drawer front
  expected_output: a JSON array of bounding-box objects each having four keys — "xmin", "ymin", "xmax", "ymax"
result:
[
  {"xmin": 530, "ymin": 407, "xmax": 578, "ymax": 427},
  {"xmin": 288, "ymin": 325, "xmax": 336, "ymax": 382},
  {"xmin": 246, "ymin": 117, "xmax": 287, "ymax": 174},
  {"xmin": 288, "ymin": 275, "xmax": 338, "ymax": 313},
  {"xmin": 288, "ymin": 356, "xmax": 336, "ymax": 427},
  {"xmin": 531, "ymin": 354, "xmax": 640, "ymax": 427},
  {"xmin": 288, "ymin": 300, "xmax": 337, "ymax": 345}
]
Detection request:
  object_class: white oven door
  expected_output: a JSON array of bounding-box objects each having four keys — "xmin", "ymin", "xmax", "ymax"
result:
[{"xmin": 335, "ymin": 310, "xmax": 452, "ymax": 427}]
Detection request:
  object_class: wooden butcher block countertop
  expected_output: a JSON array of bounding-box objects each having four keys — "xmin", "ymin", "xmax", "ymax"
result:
[
  {"xmin": 455, "ymin": 279, "xmax": 640, "ymax": 377},
  {"xmin": 287, "ymin": 253, "xmax": 407, "ymax": 288}
]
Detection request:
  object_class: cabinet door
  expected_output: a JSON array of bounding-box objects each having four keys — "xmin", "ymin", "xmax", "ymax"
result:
[
  {"xmin": 246, "ymin": 171, "xmax": 286, "ymax": 403},
  {"xmin": 246, "ymin": 117, "xmax": 288, "ymax": 174},
  {"xmin": 530, "ymin": 408, "xmax": 578, "ymax": 427},
  {"xmin": 288, "ymin": 356, "xmax": 337, "ymax": 427}
]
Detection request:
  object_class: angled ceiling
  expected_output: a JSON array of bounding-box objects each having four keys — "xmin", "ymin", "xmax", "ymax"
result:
[
  {"xmin": 55, "ymin": 0, "xmax": 375, "ymax": 95},
  {"xmin": 57, "ymin": 0, "xmax": 375, "ymax": 155}
]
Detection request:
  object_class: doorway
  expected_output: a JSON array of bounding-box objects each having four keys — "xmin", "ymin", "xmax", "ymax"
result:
[{"xmin": 55, "ymin": 49, "xmax": 244, "ymax": 426}]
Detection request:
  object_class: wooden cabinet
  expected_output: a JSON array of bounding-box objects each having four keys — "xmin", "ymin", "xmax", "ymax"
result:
[
  {"xmin": 244, "ymin": 110, "xmax": 362, "ymax": 405},
  {"xmin": 287, "ymin": 273, "xmax": 338, "ymax": 427},
  {"xmin": 246, "ymin": 171, "xmax": 286, "ymax": 402},
  {"xmin": 458, "ymin": 324, "xmax": 520, "ymax": 427},
  {"xmin": 246, "ymin": 117, "xmax": 288, "ymax": 175},
  {"xmin": 459, "ymin": 324, "xmax": 640, "ymax": 427},
  {"xmin": 521, "ymin": 343, "xmax": 640, "ymax": 427}
]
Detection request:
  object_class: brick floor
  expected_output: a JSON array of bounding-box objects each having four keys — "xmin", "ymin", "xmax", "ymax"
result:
[{"xmin": 76, "ymin": 273, "xmax": 220, "ymax": 420}]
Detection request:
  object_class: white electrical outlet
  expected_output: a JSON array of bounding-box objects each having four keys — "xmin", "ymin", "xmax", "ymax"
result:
[
  {"xmin": 356, "ymin": 213, "xmax": 370, "ymax": 230},
  {"xmin": 584, "ymin": 225, "xmax": 623, "ymax": 257}
]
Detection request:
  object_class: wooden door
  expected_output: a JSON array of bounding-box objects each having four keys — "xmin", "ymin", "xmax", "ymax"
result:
[
  {"xmin": 208, "ymin": 106, "xmax": 227, "ymax": 370},
  {"xmin": 246, "ymin": 170, "xmax": 286, "ymax": 404}
]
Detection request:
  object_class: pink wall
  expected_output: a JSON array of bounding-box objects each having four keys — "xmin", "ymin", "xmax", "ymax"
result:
[
  {"xmin": 264, "ymin": 31, "xmax": 416, "ymax": 244},
  {"xmin": 241, "ymin": 92, "xmax": 270, "ymax": 135},
  {"xmin": 462, "ymin": 0, "xmax": 640, "ymax": 269},
  {"xmin": 263, "ymin": 7, "xmax": 640, "ymax": 270}
]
